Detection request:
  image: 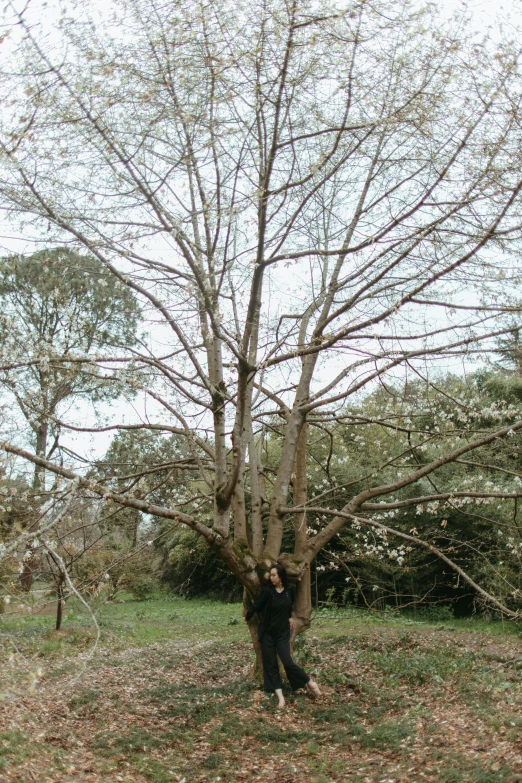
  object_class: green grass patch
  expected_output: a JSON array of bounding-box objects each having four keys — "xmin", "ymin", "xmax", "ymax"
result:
[
  {"xmin": 358, "ymin": 719, "xmax": 413, "ymax": 748},
  {"xmin": 313, "ymin": 605, "xmax": 522, "ymax": 638},
  {"xmin": 94, "ymin": 596, "xmax": 246, "ymax": 646},
  {"xmin": 0, "ymin": 730, "xmax": 30, "ymax": 770},
  {"xmin": 434, "ymin": 754, "xmax": 513, "ymax": 783},
  {"xmin": 145, "ymin": 664, "xmax": 255, "ymax": 728},
  {"xmin": 95, "ymin": 728, "xmax": 167, "ymax": 755},
  {"xmin": 133, "ymin": 757, "xmax": 180, "ymax": 783},
  {"xmin": 0, "ymin": 594, "xmax": 246, "ymax": 656},
  {"xmin": 202, "ymin": 751, "xmax": 223, "ymax": 769},
  {"xmin": 68, "ymin": 688, "xmax": 100, "ymax": 709},
  {"xmin": 358, "ymin": 640, "xmax": 475, "ymax": 686}
]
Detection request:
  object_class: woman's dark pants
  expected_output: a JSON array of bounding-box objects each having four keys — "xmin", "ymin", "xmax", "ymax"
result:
[{"xmin": 260, "ymin": 629, "xmax": 310, "ymax": 692}]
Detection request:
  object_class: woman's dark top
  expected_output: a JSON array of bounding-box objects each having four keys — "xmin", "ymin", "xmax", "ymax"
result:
[
  {"xmin": 246, "ymin": 584, "xmax": 295, "ymax": 640},
  {"xmin": 267, "ymin": 589, "xmax": 293, "ymax": 633}
]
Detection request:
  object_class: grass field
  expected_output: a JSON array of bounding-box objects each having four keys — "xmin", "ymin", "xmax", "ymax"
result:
[{"xmin": 2, "ymin": 596, "xmax": 522, "ymax": 783}]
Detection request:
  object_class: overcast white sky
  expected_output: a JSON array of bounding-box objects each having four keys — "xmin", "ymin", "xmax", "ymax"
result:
[{"xmin": 0, "ymin": 0, "xmax": 521, "ymax": 477}]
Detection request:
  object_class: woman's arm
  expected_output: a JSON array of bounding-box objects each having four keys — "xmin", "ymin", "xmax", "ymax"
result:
[
  {"xmin": 245, "ymin": 586, "xmax": 271, "ymax": 621},
  {"xmin": 289, "ymin": 585, "xmax": 296, "ymax": 630}
]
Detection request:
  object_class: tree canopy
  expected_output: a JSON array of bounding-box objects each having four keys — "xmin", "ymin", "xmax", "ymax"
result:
[{"xmin": 0, "ymin": 247, "xmax": 140, "ymax": 469}]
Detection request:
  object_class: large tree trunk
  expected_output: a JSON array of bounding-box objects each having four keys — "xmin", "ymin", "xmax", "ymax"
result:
[
  {"xmin": 19, "ymin": 551, "xmax": 39, "ymax": 593},
  {"xmin": 33, "ymin": 423, "xmax": 48, "ymax": 491},
  {"xmin": 292, "ymin": 566, "xmax": 312, "ymax": 644},
  {"xmin": 55, "ymin": 578, "xmax": 65, "ymax": 631},
  {"xmin": 292, "ymin": 423, "xmax": 312, "ymax": 640},
  {"xmin": 243, "ymin": 587, "xmax": 263, "ymax": 675},
  {"xmin": 20, "ymin": 422, "xmax": 48, "ymax": 592}
]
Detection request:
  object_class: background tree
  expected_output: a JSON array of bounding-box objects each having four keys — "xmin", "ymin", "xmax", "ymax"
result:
[
  {"xmin": 0, "ymin": 248, "xmax": 140, "ymax": 588},
  {"xmin": 296, "ymin": 368, "xmax": 522, "ymax": 615},
  {"xmin": 8, "ymin": 491, "xmax": 164, "ymax": 629},
  {"xmin": 1, "ymin": 0, "xmax": 522, "ymax": 653},
  {"xmin": 94, "ymin": 430, "xmax": 240, "ymax": 597},
  {"xmin": 0, "ymin": 472, "xmax": 33, "ymax": 613}
]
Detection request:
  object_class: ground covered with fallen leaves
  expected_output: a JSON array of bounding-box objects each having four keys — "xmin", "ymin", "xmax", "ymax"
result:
[{"xmin": 2, "ymin": 599, "xmax": 522, "ymax": 783}]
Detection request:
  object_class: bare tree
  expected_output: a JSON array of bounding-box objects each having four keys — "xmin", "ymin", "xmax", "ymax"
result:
[{"xmin": 1, "ymin": 0, "xmax": 522, "ymax": 653}]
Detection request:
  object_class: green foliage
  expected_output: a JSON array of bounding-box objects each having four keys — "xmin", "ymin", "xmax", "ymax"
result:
[
  {"xmin": 67, "ymin": 531, "xmax": 161, "ymax": 601},
  {"xmin": 281, "ymin": 369, "xmax": 522, "ymax": 616},
  {"xmin": 0, "ymin": 247, "xmax": 139, "ymax": 354},
  {"xmin": 294, "ymin": 635, "xmax": 322, "ymax": 667},
  {"xmin": 85, "ymin": 357, "xmax": 522, "ymax": 615},
  {"xmin": 162, "ymin": 526, "xmax": 241, "ymax": 599},
  {"xmin": 0, "ymin": 246, "xmax": 141, "ymax": 532},
  {"xmin": 94, "ymin": 430, "xmax": 240, "ymax": 598},
  {"xmin": 0, "ymin": 476, "xmax": 35, "ymax": 609},
  {"xmin": 481, "ymin": 373, "xmax": 522, "ymax": 405},
  {"xmin": 120, "ymin": 564, "xmax": 159, "ymax": 601},
  {"xmin": 410, "ymin": 605, "xmax": 455, "ymax": 623}
]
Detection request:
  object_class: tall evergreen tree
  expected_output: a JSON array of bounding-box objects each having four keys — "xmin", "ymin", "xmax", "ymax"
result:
[{"xmin": 0, "ymin": 247, "xmax": 140, "ymax": 587}]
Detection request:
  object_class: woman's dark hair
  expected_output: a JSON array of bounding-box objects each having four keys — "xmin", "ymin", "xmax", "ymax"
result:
[{"xmin": 269, "ymin": 563, "xmax": 288, "ymax": 588}]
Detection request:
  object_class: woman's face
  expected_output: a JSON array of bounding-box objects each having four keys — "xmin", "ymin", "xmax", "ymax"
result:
[{"xmin": 270, "ymin": 568, "xmax": 282, "ymax": 587}]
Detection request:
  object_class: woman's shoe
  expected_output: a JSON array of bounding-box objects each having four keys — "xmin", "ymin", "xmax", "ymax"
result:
[{"xmin": 307, "ymin": 680, "xmax": 321, "ymax": 698}]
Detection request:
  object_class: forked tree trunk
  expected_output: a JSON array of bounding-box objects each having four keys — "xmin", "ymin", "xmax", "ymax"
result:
[{"xmin": 243, "ymin": 422, "xmax": 313, "ymax": 671}]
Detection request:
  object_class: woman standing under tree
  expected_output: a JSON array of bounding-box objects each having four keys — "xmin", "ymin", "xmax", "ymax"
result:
[{"xmin": 245, "ymin": 564, "xmax": 321, "ymax": 708}]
